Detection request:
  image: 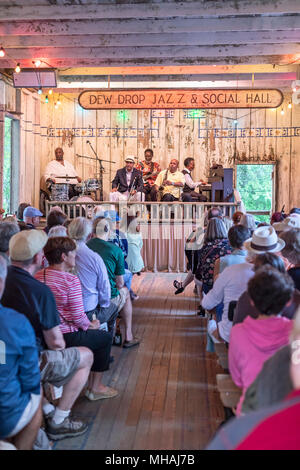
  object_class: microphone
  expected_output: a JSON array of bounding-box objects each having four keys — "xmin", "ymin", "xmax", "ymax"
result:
[{"xmin": 86, "ymin": 140, "xmax": 90, "ymax": 144}]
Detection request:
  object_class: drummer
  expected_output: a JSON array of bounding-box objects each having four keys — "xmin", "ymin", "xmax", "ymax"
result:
[{"xmin": 44, "ymin": 147, "xmax": 82, "ymax": 199}]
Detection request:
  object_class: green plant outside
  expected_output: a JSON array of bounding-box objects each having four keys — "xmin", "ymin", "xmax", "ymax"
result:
[
  {"xmin": 236, "ymin": 164, "xmax": 273, "ymax": 223},
  {"xmin": 3, "ymin": 117, "xmax": 12, "ymax": 214}
]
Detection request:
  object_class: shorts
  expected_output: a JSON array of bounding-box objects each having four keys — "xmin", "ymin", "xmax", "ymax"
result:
[
  {"xmin": 7, "ymin": 393, "xmax": 41, "ymax": 438},
  {"xmin": 39, "ymin": 347, "xmax": 80, "ymax": 388},
  {"xmin": 111, "ymin": 287, "xmax": 128, "ymax": 313}
]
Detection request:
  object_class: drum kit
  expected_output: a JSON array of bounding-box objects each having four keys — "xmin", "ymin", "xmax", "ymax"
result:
[{"xmin": 49, "ymin": 177, "xmax": 101, "ymax": 218}]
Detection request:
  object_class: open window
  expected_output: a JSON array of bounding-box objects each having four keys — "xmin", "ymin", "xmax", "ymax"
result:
[
  {"xmin": 2, "ymin": 115, "xmax": 20, "ymax": 215},
  {"xmin": 236, "ymin": 164, "xmax": 274, "ymax": 223}
]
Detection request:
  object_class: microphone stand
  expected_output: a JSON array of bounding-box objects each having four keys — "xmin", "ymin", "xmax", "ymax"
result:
[{"xmin": 82, "ymin": 143, "xmax": 115, "ymax": 201}]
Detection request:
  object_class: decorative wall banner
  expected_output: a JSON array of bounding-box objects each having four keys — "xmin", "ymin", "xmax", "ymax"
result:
[{"xmin": 78, "ymin": 89, "xmax": 283, "ymax": 110}]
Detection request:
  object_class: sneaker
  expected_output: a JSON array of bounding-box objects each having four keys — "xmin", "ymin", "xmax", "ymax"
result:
[
  {"xmin": 46, "ymin": 417, "xmax": 88, "ymax": 441},
  {"xmin": 85, "ymin": 387, "xmax": 118, "ymax": 401}
]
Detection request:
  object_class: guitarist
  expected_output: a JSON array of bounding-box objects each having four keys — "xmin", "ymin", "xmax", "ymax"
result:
[{"xmin": 136, "ymin": 149, "xmax": 161, "ymax": 201}]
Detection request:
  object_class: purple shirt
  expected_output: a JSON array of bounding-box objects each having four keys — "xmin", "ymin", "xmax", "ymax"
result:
[{"xmin": 75, "ymin": 241, "xmax": 111, "ymax": 311}]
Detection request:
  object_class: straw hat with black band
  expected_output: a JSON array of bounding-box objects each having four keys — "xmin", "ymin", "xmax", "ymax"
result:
[{"xmin": 243, "ymin": 226, "xmax": 285, "ymax": 254}]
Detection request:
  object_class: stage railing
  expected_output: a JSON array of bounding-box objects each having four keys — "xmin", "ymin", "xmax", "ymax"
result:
[
  {"xmin": 46, "ymin": 200, "xmax": 241, "ymax": 222},
  {"xmin": 45, "ymin": 200, "xmax": 241, "ymax": 272}
]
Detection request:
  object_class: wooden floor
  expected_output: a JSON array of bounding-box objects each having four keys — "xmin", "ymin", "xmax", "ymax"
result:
[{"xmin": 55, "ymin": 273, "xmax": 224, "ymax": 450}]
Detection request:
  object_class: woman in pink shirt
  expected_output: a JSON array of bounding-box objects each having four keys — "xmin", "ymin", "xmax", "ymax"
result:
[
  {"xmin": 229, "ymin": 266, "xmax": 294, "ymax": 415},
  {"xmin": 36, "ymin": 237, "xmax": 118, "ymax": 402}
]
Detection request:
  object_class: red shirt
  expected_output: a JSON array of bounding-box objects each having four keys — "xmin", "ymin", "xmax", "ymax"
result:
[
  {"xmin": 236, "ymin": 390, "xmax": 300, "ymax": 450},
  {"xmin": 136, "ymin": 161, "xmax": 161, "ymax": 186},
  {"xmin": 35, "ymin": 268, "xmax": 90, "ymax": 334}
]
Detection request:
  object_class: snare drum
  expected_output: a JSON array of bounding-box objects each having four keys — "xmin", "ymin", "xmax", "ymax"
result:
[
  {"xmin": 86, "ymin": 178, "xmax": 100, "ymax": 192},
  {"xmin": 51, "ymin": 183, "xmax": 69, "ymax": 201}
]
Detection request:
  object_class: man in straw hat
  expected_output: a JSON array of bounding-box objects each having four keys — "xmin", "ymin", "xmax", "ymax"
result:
[
  {"xmin": 110, "ymin": 156, "xmax": 144, "ymax": 202},
  {"xmin": 1, "ymin": 230, "xmax": 93, "ymax": 441}
]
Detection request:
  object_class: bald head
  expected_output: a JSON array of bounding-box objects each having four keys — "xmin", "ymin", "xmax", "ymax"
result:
[{"xmin": 169, "ymin": 159, "xmax": 179, "ymax": 173}]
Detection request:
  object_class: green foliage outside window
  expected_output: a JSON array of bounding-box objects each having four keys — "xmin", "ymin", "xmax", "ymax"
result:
[
  {"xmin": 236, "ymin": 164, "xmax": 273, "ymax": 223},
  {"xmin": 3, "ymin": 117, "xmax": 12, "ymax": 214}
]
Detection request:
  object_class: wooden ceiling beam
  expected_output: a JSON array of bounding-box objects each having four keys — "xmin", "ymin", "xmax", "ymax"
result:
[
  {"xmin": 0, "ymin": 15, "xmax": 299, "ymax": 36},
  {"xmin": 2, "ymin": 44, "xmax": 300, "ymax": 60},
  {"xmin": 1, "ymin": 30, "xmax": 300, "ymax": 48},
  {"xmin": 0, "ymin": 55, "xmax": 297, "ymax": 68},
  {"xmin": 1, "ymin": 0, "xmax": 299, "ymax": 21},
  {"xmin": 56, "ymin": 65, "xmax": 299, "ymax": 76}
]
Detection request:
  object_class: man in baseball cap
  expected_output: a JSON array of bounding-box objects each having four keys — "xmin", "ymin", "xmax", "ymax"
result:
[
  {"xmin": 23, "ymin": 206, "xmax": 43, "ymax": 229},
  {"xmin": 2, "ymin": 229, "xmax": 92, "ymax": 441},
  {"xmin": 109, "ymin": 156, "xmax": 144, "ymax": 202}
]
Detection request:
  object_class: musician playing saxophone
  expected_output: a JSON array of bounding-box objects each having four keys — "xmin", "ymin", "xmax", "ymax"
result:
[
  {"xmin": 136, "ymin": 149, "xmax": 161, "ymax": 202},
  {"xmin": 154, "ymin": 159, "xmax": 185, "ymax": 202}
]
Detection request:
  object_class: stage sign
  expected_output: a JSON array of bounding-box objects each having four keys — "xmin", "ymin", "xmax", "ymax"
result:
[{"xmin": 78, "ymin": 89, "xmax": 283, "ymax": 110}]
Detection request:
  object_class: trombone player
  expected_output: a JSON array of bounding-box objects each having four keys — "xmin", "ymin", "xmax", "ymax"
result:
[{"xmin": 110, "ymin": 156, "xmax": 144, "ymax": 202}]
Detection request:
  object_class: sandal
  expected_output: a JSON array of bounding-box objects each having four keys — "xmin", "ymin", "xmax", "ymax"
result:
[
  {"xmin": 175, "ymin": 286, "xmax": 184, "ymax": 295},
  {"xmin": 173, "ymin": 280, "xmax": 181, "ymax": 289}
]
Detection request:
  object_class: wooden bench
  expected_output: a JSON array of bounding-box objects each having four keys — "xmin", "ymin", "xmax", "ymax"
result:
[{"xmin": 216, "ymin": 373, "xmax": 242, "ymax": 410}]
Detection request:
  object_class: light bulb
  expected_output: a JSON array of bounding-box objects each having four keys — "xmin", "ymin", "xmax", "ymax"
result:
[
  {"xmin": 57, "ymin": 98, "xmax": 61, "ymax": 105},
  {"xmin": 293, "ymin": 87, "xmax": 297, "ymax": 92},
  {"xmin": 45, "ymin": 95, "xmax": 48, "ymax": 103},
  {"xmin": 281, "ymin": 109, "xmax": 284, "ymax": 115},
  {"xmin": 288, "ymin": 103, "xmax": 292, "ymax": 109},
  {"xmin": 54, "ymin": 103, "xmax": 58, "ymax": 109},
  {"xmin": 15, "ymin": 63, "xmax": 21, "ymax": 73},
  {"xmin": 48, "ymin": 89, "xmax": 53, "ymax": 95},
  {"xmin": 38, "ymin": 87, "xmax": 42, "ymax": 95},
  {"xmin": 234, "ymin": 120, "xmax": 238, "ymax": 124},
  {"xmin": 0, "ymin": 47, "xmax": 5, "ymax": 57},
  {"xmin": 34, "ymin": 60, "xmax": 41, "ymax": 67}
]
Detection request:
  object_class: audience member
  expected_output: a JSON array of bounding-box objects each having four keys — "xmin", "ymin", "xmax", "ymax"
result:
[
  {"xmin": 271, "ymin": 211, "xmax": 286, "ymax": 225},
  {"xmin": 194, "ymin": 217, "xmax": 231, "ymax": 295},
  {"xmin": 234, "ymin": 252, "xmax": 299, "ymax": 324},
  {"xmin": 126, "ymin": 215, "xmax": 144, "ymax": 275},
  {"xmin": 240, "ymin": 213, "xmax": 256, "ymax": 235},
  {"xmin": 232, "ymin": 211, "xmax": 244, "ymax": 225},
  {"xmin": 48, "ymin": 225, "xmax": 67, "ymax": 238},
  {"xmin": 0, "ymin": 221, "xmax": 20, "ymax": 264},
  {"xmin": 0, "ymin": 208, "xmax": 4, "ymax": 220},
  {"xmin": 207, "ymin": 308, "xmax": 300, "ymax": 450},
  {"xmin": 35, "ymin": 236, "xmax": 117, "ymax": 402},
  {"xmin": 273, "ymin": 215, "xmax": 300, "ymax": 233},
  {"xmin": 68, "ymin": 217, "xmax": 118, "ymax": 334},
  {"xmin": 202, "ymin": 258, "xmax": 253, "ymax": 344},
  {"xmin": 229, "ymin": 266, "xmax": 294, "ymax": 415},
  {"xmin": 173, "ymin": 225, "xmax": 204, "ymax": 295},
  {"xmin": 1, "ymin": 230, "xmax": 92, "ymax": 440},
  {"xmin": 88, "ymin": 218, "xmax": 139, "ymax": 348},
  {"xmin": 0, "ymin": 256, "xmax": 42, "ymax": 450},
  {"xmin": 45, "ymin": 209, "xmax": 68, "ymax": 234},
  {"xmin": 23, "ymin": 206, "xmax": 43, "ymax": 229},
  {"xmin": 17, "ymin": 203, "xmax": 30, "ymax": 221},
  {"xmin": 280, "ymin": 229, "xmax": 300, "ymax": 290},
  {"xmin": 290, "ymin": 207, "xmax": 300, "ymax": 216},
  {"xmin": 214, "ymin": 225, "xmax": 249, "ymax": 279}
]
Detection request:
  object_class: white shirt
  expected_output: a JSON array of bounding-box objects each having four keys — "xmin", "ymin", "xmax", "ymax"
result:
[
  {"xmin": 183, "ymin": 167, "xmax": 201, "ymax": 189},
  {"xmin": 201, "ymin": 262, "xmax": 254, "ymax": 343},
  {"xmin": 126, "ymin": 170, "xmax": 133, "ymax": 187},
  {"xmin": 44, "ymin": 160, "xmax": 78, "ymax": 184}
]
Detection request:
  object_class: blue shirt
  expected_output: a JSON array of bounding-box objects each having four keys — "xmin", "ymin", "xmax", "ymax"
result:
[
  {"xmin": 109, "ymin": 229, "xmax": 128, "ymax": 268},
  {"xmin": 75, "ymin": 241, "xmax": 111, "ymax": 311},
  {"xmin": 0, "ymin": 304, "xmax": 40, "ymax": 438},
  {"xmin": 1, "ymin": 266, "xmax": 60, "ymax": 352},
  {"xmin": 219, "ymin": 249, "xmax": 247, "ymax": 274}
]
